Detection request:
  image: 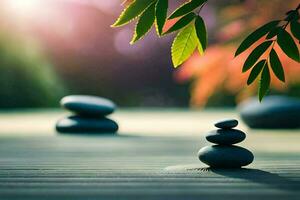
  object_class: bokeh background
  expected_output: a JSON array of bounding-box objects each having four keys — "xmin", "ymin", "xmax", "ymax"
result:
[{"xmin": 0, "ymin": 0, "xmax": 299, "ymax": 109}]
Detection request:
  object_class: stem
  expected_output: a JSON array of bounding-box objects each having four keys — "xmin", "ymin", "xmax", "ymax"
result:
[
  {"xmin": 269, "ymin": 21, "xmax": 288, "ymax": 51},
  {"xmin": 197, "ymin": 1, "xmax": 207, "ymax": 15},
  {"xmin": 282, "ymin": 20, "xmax": 290, "ymax": 29},
  {"xmin": 265, "ymin": 11, "xmax": 293, "ymax": 66}
]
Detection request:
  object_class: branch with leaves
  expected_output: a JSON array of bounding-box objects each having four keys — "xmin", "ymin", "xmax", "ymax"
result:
[
  {"xmin": 112, "ymin": 0, "xmax": 300, "ymax": 101},
  {"xmin": 236, "ymin": 5, "xmax": 300, "ymax": 100},
  {"xmin": 112, "ymin": 0, "xmax": 207, "ymax": 67}
]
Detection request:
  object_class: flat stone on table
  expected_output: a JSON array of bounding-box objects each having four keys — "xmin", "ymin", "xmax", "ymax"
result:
[
  {"xmin": 61, "ymin": 95, "xmax": 116, "ymax": 116},
  {"xmin": 198, "ymin": 145, "xmax": 254, "ymax": 168},
  {"xmin": 206, "ymin": 129, "xmax": 246, "ymax": 145},
  {"xmin": 56, "ymin": 116, "xmax": 118, "ymax": 134},
  {"xmin": 239, "ymin": 96, "xmax": 300, "ymax": 129},
  {"xmin": 214, "ymin": 119, "xmax": 238, "ymax": 129}
]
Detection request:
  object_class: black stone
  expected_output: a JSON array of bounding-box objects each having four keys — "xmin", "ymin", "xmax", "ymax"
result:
[
  {"xmin": 198, "ymin": 145, "xmax": 254, "ymax": 168},
  {"xmin": 61, "ymin": 95, "xmax": 116, "ymax": 116},
  {"xmin": 239, "ymin": 96, "xmax": 300, "ymax": 129},
  {"xmin": 56, "ymin": 116, "xmax": 118, "ymax": 134},
  {"xmin": 206, "ymin": 129, "xmax": 246, "ymax": 145},
  {"xmin": 214, "ymin": 119, "xmax": 238, "ymax": 129}
]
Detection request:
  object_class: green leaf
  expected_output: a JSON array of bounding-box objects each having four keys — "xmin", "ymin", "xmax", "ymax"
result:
[
  {"xmin": 131, "ymin": 2, "xmax": 156, "ymax": 44},
  {"xmin": 284, "ymin": 10, "xmax": 298, "ymax": 21},
  {"xmin": 171, "ymin": 23, "xmax": 198, "ymax": 68},
  {"xmin": 155, "ymin": 0, "xmax": 168, "ymax": 36},
  {"xmin": 266, "ymin": 26, "xmax": 282, "ymax": 39},
  {"xmin": 165, "ymin": 13, "xmax": 196, "ymax": 34},
  {"xmin": 290, "ymin": 19, "xmax": 300, "ymax": 41},
  {"xmin": 247, "ymin": 60, "xmax": 266, "ymax": 85},
  {"xmin": 277, "ymin": 29, "xmax": 300, "ymax": 62},
  {"xmin": 235, "ymin": 20, "xmax": 280, "ymax": 57},
  {"xmin": 242, "ymin": 41, "xmax": 273, "ymax": 72},
  {"xmin": 258, "ymin": 63, "xmax": 271, "ymax": 102},
  {"xmin": 168, "ymin": 0, "xmax": 207, "ymax": 19},
  {"xmin": 197, "ymin": 41, "xmax": 204, "ymax": 55},
  {"xmin": 112, "ymin": 0, "xmax": 156, "ymax": 27},
  {"xmin": 269, "ymin": 49, "xmax": 285, "ymax": 82},
  {"xmin": 195, "ymin": 15, "xmax": 207, "ymax": 52}
]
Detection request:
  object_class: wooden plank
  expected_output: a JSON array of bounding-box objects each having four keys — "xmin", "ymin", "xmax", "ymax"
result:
[{"xmin": 0, "ymin": 110, "xmax": 299, "ymax": 199}]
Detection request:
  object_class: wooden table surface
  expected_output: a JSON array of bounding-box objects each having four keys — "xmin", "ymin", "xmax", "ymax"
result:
[{"xmin": 0, "ymin": 109, "xmax": 299, "ymax": 200}]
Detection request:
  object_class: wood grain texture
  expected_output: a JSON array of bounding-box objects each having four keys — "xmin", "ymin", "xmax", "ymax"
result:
[{"xmin": 0, "ymin": 110, "xmax": 299, "ymax": 200}]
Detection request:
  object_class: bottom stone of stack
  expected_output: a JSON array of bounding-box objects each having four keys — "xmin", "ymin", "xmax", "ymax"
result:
[
  {"xmin": 56, "ymin": 116, "xmax": 118, "ymax": 134},
  {"xmin": 198, "ymin": 145, "xmax": 254, "ymax": 168}
]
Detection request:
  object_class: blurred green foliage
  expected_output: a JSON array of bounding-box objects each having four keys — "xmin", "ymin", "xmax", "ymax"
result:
[{"xmin": 0, "ymin": 34, "xmax": 66, "ymax": 108}]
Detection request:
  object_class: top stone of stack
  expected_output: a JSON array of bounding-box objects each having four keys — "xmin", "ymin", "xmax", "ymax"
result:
[
  {"xmin": 214, "ymin": 119, "xmax": 238, "ymax": 129},
  {"xmin": 60, "ymin": 95, "xmax": 116, "ymax": 117}
]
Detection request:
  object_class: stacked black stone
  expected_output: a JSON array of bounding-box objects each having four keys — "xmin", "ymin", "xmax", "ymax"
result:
[
  {"xmin": 198, "ymin": 119, "xmax": 254, "ymax": 168},
  {"xmin": 56, "ymin": 95, "xmax": 118, "ymax": 134}
]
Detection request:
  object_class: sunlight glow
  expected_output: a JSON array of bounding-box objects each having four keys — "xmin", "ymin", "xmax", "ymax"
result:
[{"xmin": 6, "ymin": 0, "xmax": 42, "ymax": 16}]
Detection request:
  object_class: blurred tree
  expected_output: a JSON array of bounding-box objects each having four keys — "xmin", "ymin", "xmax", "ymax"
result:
[
  {"xmin": 0, "ymin": 0, "xmax": 190, "ymax": 108},
  {"xmin": 0, "ymin": 33, "xmax": 66, "ymax": 108}
]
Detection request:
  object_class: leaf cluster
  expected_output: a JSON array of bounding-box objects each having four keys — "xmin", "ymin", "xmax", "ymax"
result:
[
  {"xmin": 112, "ymin": 0, "xmax": 208, "ymax": 67},
  {"xmin": 235, "ymin": 7, "xmax": 300, "ymax": 101}
]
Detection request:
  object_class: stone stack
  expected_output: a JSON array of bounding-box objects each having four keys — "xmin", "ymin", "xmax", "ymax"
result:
[
  {"xmin": 198, "ymin": 119, "xmax": 254, "ymax": 168},
  {"xmin": 56, "ymin": 95, "xmax": 118, "ymax": 134}
]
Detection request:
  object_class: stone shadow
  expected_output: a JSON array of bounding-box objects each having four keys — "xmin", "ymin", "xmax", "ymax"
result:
[
  {"xmin": 209, "ymin": 168, "xmax": 300, "ymax": 192},
  {"xmin": 166, "ymin": 165, "xmax": 300, "ymax": 192},
  {"xmin": 56, "ymin": 132, "xmax": 141, "ymax": 138}
]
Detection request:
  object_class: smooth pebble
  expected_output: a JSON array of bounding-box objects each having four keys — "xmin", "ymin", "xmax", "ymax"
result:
[
  {"xmin": 56, "ymin": 116, "xmax": 118, "ymax": 134},
  {"xmin": 214, "ymin": 119, "xmax": 238, "ymax": 129},
  {"xmin": 206, "ymin": 129, "xmax": 246, "ymax": 145},
  {"xmin": 198, "ymin": 145, "xmax": 254, "ymax": 168},
  {"xmin": 239, "ymin": 96, "xmax": 300, "ymax": 129},
  {"xmin": 61, "ymin": 95, "xmax": 116, "ymax": 116}
]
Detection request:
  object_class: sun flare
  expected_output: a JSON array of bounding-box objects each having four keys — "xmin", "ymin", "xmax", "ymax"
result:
[{"xmin": 6, "ymin": 0, "xmax": 42, "ymax": 16}]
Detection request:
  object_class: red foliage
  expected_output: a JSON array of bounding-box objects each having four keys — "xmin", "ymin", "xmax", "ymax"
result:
[{"xmin": 175, "ymin": 0, "xmax": 300, "ymax": 107}]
